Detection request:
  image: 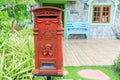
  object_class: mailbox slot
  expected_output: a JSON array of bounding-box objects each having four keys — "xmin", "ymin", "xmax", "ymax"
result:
[{"xmin": 37, "ymin": 15, "xmax": 58, "ymax": 18}]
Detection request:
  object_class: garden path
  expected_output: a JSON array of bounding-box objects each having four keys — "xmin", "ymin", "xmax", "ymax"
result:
[{"xmin": 78, "ymin": 69, "xmax": 109, "ymax": 80}]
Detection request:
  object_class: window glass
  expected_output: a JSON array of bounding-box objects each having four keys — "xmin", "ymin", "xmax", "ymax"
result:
[{"xmin": 92, "ymin": 6, "xmax": 110, "ymax": 23}]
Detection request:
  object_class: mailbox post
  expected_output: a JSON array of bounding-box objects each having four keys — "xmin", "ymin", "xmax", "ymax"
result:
[{"xmin": 31, "ymin": 7, "xmax": 64, "ymax": 79}]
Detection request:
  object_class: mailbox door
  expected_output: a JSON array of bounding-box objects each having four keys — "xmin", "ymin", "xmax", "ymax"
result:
[{"xmin": 37, "ymin": 20, "xmax": 59, "ymax": 75}]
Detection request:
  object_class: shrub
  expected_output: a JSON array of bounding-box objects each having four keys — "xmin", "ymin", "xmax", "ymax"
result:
[
  {"xmin": 114, "ymin": 56, "xmax": 120, "ymax": 74},
  {"xmin": 0, "ymin": 29, "xmax": 39, "ymax": 80},
  {"xmin": 0, "ymin": 21, "xmax": 10, "ymax": 33}
]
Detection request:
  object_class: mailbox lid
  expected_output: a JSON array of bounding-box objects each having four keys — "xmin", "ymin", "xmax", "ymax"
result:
[
  {"xmin": 30, "ymin": 6, "xmax": 63, "ymax": 12},
  {"xmin": 31, "ymin": 6, "xmax": 63, "ymax": 20}
]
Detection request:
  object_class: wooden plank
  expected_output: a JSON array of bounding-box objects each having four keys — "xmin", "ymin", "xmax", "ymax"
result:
[{"xmin": 63, "ymin": 39, "xmax": 120, "ymax": 66}]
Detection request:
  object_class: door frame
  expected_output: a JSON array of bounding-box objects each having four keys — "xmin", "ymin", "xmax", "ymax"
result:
[{"xmin": 39, "ymin": 1, "xmax": 67, "ymax": 38}]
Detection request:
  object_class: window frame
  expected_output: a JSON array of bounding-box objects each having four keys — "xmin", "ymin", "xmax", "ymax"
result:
[
  {"xmin": 89, "ymin": 3, "xmax": 114, "ymax": 26},
  {"xmin": 92, "ymin": 6, "xmax": 111, "ymax": 23}
]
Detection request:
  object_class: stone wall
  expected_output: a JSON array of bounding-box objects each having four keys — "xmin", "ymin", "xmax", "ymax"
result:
[
  {"xmin": 114, "ymin": 10, "xmax": 120, "ymax": 27},
  {"xmin": 67, "ymin": 1, "xmax": 88, "ymax": 22},
  {"xmin": 67, "ymin": 0, "xmax": 119, "ymax": 39},
  {"xmin": 94, "ymin": 0, "xmax": 112, "ymax": 3},
  {"xmin": 89, "ymin": 26, "xmax": 116, "ymax": 39},
  {"xmin": 112, "ymin": 10, "xmax": 120, "ymax": 39}
]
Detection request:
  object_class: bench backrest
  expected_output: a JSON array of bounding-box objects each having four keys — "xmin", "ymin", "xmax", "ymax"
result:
[{"xmin": 67, "ymin": 22, "xmax": 88, "ymax": 29}]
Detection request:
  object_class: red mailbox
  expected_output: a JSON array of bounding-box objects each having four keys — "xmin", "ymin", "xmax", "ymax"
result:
[{"xmin": 31, "ymin": 7, "xmax": 64, "ymax": 76}]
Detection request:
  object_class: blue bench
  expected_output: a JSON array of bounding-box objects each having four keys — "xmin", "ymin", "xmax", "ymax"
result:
[{"xmin": 66, "ymin": 22, "xmax": 89, "ymax": 39}]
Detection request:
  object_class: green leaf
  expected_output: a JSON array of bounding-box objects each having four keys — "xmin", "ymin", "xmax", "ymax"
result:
[
  {"xmin": 2, "ymin": 76, "xmax": 12, "ymax": 80},
  {"xmin": 29, "ymin": 0, "xmax": 36, "ymax": 4}
]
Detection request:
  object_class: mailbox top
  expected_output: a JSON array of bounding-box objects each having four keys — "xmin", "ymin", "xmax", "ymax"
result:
[{"xmin": 30, "ymin": 6, "xmax": 63, "ymax": 12}]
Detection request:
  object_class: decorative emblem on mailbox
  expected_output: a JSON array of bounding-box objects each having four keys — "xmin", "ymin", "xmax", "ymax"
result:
[
  {"xmin": 30, "ymin": 6, "xmax": 64, "ymax": 77},
  {"xmin": 41, "ymin": 44, "xmax": 53, "ymax": 56}
]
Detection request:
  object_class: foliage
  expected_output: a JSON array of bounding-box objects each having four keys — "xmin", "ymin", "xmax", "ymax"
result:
[
  {"xmin": 0, "ymin": 11, "xmax": 9, "ymax": 21},
  {"xmin": 0, "ymin": 0, "xmax": 36, "ymax": 20},
  {"xmin": 0, "ymin": 0, "xmax": 35, "ymax": 7},
  {"xmin": 0, "ymin": 21, "xmax": 10, "ymax": 33},
  {"xmin": 114, "ymin": 56, "xmax": 120, "ymax": 74},
  {"xmin": 0, "ymin": 31, "xmax": 10, "ymax": 53},
  {"xmin": 0, "ymin": 29, "xmax": 34, "ymax": 80},
  {"xmin": 0, "ymin": 11, "xmax": 10, "ymax": 32},
  {"xmin": 0, "ymin": 0, "xmax": 35, "ymax": 32},
  {"xmin": 7, "ymin": 4, "xmax": 30, "ymax": 21}
]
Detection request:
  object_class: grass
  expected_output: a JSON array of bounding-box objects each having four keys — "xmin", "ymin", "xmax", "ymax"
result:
[
  {"xmin": 63, "ymin": 66, "xmax": 120, "ymax": 80},
  {"xmin": 0, "ymin": 29, "xmax": 120, "ymax": 80}
]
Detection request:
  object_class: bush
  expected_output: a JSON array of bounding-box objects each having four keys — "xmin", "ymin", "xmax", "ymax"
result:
[
  {"xmin": 0, "ymin": 29, "xmax": 37, "ymax": 80},
  {"xmin": 114, "ymin": 56, "xmax": 120, "ymax": 74},
  {"xmin": 0, "ymin": 21, "xmax": 10, "ymax": 33}
]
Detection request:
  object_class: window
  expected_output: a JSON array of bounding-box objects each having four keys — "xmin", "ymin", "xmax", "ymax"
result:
[{"xmin": 92, "ymin": 6, "xmax": 110, "ymax": 23}]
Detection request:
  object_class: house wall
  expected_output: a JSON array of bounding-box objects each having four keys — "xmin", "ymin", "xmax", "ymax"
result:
[
  {"xmin": 67, "ymin": 1, "xmax": 88, "ymax": 22},
  {"xmin": 114, "ymin": 10, "xmax": 120, "ymax": 27},
  {"xmin": 113, "ymin": 9, "xmax": 120, "ymax": 39},
  {"xmin": 93, "ymin": 0, "xmax": 112, "ymax": 3},
  {"xmin": 67, "ymin": 0, "xmax": 120, "ymax": 39}
]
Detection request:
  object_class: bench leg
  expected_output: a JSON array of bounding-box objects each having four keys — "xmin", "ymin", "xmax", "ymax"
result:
[
  {"xmin": 86, "ymin": 34, "xmax": 89, "ymax": 39},
  {"xmin": 66, "ymin": 34, "xmax": 69, "ymax": 39}
]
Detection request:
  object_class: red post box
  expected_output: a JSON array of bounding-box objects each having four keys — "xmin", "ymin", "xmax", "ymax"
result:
[{"xmin": 31, "ymin": 7, "xmax": 64, "ymax": 76}]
